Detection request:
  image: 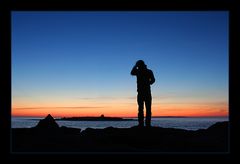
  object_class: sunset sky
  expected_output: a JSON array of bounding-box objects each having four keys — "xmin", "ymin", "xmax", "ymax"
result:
[{"xmin": 12, "ymin": 11, "xmax": 228, "ymax": 118}]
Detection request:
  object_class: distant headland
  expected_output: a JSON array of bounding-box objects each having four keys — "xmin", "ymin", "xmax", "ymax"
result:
[{"xmin": 56, "ymin": 114, "xmax": 135, "ymax": 121}]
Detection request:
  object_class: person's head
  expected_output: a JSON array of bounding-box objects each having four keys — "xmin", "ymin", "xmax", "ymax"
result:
[{"xmin": 136, "ymin": 60, "xmax": 147, "ymax": 69}]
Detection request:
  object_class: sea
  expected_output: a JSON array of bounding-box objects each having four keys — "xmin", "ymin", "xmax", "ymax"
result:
[{"xmin": 11, "ymin": 117, "xmax": 228, "ymax": 131}]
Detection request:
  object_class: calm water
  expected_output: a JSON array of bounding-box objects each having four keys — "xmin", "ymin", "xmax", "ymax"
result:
[{"xmin": 11, "ymin": 117, "xmax": 228, "ymax": 131}]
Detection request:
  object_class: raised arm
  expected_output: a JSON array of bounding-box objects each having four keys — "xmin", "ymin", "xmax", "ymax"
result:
[{"xmin": 131, "ymin": 65, "xmax": 138, "ymax": 75}]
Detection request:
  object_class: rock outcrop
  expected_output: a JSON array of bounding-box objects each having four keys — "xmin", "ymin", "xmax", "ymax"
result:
[
  {"xmin": 11, "ymin": 115, "xmax": 228, "ymax": 152},
  {"xmin": 35, "ymin": 114, "xmax": 59, "ymax": 129}
]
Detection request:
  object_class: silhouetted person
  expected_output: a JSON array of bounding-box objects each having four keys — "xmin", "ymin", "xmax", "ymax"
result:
[{"xmin": 131, "ymin": 60, "xmax": 155, "ymax": 127}]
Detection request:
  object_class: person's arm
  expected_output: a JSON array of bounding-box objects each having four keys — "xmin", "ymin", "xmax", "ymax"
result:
[
  {"xmin": 149, "ymin": 70, "xmax": 155, "ymax": 85},
  {"xmin": 131, "ymin": 65, "xmax": 138, "ymax": 75}
]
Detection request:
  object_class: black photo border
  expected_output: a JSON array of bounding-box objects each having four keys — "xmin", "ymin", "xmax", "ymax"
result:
[{"xmin": 1, "ymin": 0, "xmax": 239, "ymax": 162}]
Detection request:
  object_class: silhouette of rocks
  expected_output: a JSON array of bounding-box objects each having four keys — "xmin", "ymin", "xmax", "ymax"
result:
[
  {"xmin": 29, "ymin": 114, "xmax": 81, "ymax": 136},
  {"xmin": 11, "ymin": 121, "xmax": 228, "ymax": 152},
  {"xmin": 35, "ymin": 114, "xmax": 59, "ymax": 129}
]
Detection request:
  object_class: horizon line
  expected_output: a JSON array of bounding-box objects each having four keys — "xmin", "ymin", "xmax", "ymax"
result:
[{"xmin": 12, "ymin": 115, "xmax": 229, "ymax": 118}]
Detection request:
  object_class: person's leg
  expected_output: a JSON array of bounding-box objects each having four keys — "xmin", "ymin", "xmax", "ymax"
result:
[
  {"xmin": 137, "ymin": 93, "xmax": 144, "ymax": 127},
  {"xmin": 145, "ymin": 94, "xmax": 152, "ymax": 127}
]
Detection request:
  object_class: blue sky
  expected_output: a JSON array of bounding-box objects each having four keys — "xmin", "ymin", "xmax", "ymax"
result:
[{"xmin": 12, "ymin": 11, "xmax": 228, "ymax": 117}]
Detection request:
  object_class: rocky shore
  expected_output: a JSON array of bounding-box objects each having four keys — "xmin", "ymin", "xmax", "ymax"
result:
[{"xmin": 11, "ymin": 114, "xmax": 229, "ymax": 153}]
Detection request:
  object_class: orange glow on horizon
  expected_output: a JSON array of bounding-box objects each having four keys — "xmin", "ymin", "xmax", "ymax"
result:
[{"xmin": 12, "ymin": 102, "xmax": 228, "ymax": 118}]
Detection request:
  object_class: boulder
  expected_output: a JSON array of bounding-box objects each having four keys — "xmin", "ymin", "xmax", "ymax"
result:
[{"xmin": 35, "ymin": 114, "xmax": 59, "ymax": 129}]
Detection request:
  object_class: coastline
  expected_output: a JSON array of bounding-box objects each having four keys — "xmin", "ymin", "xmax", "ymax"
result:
[
  {"xmin": 12, "ymin": 116, "xmax": 228, "ymax": 130},
  {"xmin": 11, "ymin": 120, "xmax": 229, "ymax": 152}
]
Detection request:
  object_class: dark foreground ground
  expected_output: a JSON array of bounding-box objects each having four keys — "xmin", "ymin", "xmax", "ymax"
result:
[{"xmin": 11, "ymin": 120, "xmax": 229, "ymax": 153}]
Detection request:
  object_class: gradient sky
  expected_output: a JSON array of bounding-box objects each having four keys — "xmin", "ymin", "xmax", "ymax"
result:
[{"xmin": 12, "ymin": 11, "xmax": 228, "ymax": 117}]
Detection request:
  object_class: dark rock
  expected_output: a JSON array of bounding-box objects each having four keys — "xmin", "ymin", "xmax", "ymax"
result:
[
  {"xmin": 35, "ymin": 114, "xmax": 59, "ymax": 129},
  {"xmin": 60, "ymin": 126, "xmax": 81, "ymax": 134},
  {"xmin": 207, "ymin": 121, "xmax": 228, "ymax": 131},
  {"xmin": 11, "ymin": 121, "xmax": 229, "ymax": 152}
]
